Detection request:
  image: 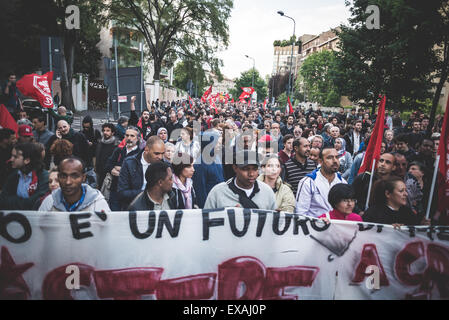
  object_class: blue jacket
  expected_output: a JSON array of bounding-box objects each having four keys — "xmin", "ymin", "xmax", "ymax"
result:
[
  {"xmin": 192, "ymin": 131, "xmax": 224, "ymax": 208},
  {"xmin": 117, "ymin": 149, "xmax": 146, "ymax": 207}
]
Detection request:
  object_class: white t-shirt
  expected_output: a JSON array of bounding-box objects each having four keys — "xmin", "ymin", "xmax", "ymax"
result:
[
  {"xmin": 141, "ymin": 154, "xmax": 151, "ymax": 190},
  {"xmin": 234, "ymin": 179, "xmax": 254, "ymax": 198}
]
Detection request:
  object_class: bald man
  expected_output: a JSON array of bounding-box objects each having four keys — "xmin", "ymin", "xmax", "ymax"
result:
[
  {"xmin": 117, "ymin": 136, "xmax": 166, "ymax": 209},
  {"xmin": 49, "ymin": 105, "xmax": 73, "ymax": 127},
  {"xmin": 56, "ymin": 120, "xmax": 89, "ymax": 164}
]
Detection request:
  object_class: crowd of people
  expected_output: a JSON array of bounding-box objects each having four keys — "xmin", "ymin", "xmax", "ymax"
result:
[{"xmin": 0, "ymin": 87, "xmax": 446, "ymax": 226}]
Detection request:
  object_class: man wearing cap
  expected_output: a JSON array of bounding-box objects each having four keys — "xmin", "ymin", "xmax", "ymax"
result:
[
  {"xmin": 204, "ymin": 150, "xmax": 276, "ymax": 210},
  {"xmin": 18, "ymin": 124, "xmax": 35, "ymax": 143}
]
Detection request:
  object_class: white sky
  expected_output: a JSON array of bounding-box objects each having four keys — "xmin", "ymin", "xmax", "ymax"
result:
[{"xmin": 218, "ymin": 0, "xmax": 352, "ymax": 80}]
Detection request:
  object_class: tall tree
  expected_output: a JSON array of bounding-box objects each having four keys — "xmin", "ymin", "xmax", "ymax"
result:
[
  {"xmin": 427, "ymin": 2, "xmax": 449, "ymax": 137},
  {"xmin": 106, "ymin": 0, "xmax": 233, "ymax": 100},
  {"xmin": 299, "ymin": 50, "xmax": 343, "ymax": 107},
  {"xmin": 230, "ymin": 69, "xmax": 267, "ymax": 103},
  {"xmin": 336, "ymin": 0, "xmax": 443, "ymax": 112},
  {"xmin": 173, "ymin": 60, "xmax": 208, "ymax": 98},
  {"xmin": 268, "ymin": 73, "xmax": 290, "ymax": 100}
]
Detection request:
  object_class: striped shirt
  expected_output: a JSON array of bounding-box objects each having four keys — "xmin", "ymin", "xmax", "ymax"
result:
[{"xmin": 284, "ymin": 157, "xmax": 317, "ymax": 196}]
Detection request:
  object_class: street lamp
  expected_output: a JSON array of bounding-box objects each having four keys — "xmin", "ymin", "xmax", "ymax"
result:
[
  {"xmin": 277, "ymin": 10, "xmax": 296, "ymax": 103},
  {"xmin": 245, "ymin": 54, "xmax": 255, "ymax": 103}
]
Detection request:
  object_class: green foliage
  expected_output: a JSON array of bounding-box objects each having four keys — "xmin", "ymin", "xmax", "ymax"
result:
[
  {"xmin": 325, "ymin": 90, "xmax": 341, "ymax": 107},
  {"xmin": 106, "ymin": 0, "xmax": 233, "ymax": 81},
  {"xmin": 336, "ymin": 0, "xmax": 444, "ymax": 110},
  {"xmin": 273, "ymin": 37, "xmax": 301, "ymax": 47},
  {"xmin": 173, "ymin": 60, "xmax": 207, "ymax": 97},
  {"xmin": 299, "ymin": 51, "xmax": 342, "ymax": 107},
  {"xmin": 278, "ymin": 92, "xmax": 287, "ymax": 107},
  {"xmin": 232, "ymin": 68, "xmax": 267, "ymax": 103}
]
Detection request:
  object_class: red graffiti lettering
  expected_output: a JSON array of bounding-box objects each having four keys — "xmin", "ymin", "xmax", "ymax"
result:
[
  {"xmin": 395, "ymin": 241, "xmax": 425, "ymax": 286},
  {"xmin": 42, "ymin": 263, "xmax": 95, "ymax": 300},
  {"xmin": 352, "ymin": 244, "xmax": 389, "ymax": 286},
  {"xmin": 37, "ymin": 255, "xmax": 321, "ymax": 300},
  {"xmin": 94, "ymin": 267, "xmax": 164, "ymax": 300},
  {"xmin": 217, "ymin": 256, "xmax": 265, "ymax": 300},
  {"xmin": 263, "ymin": 266, "xmax": 320, "ymax": 300},
  {"xmin": 156, "ymin": 273, "xmax": 217, "ymax": 300}
]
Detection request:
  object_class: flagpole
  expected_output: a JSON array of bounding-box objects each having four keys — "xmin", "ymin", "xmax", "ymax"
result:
[
  {"xmin": 365, "ymin": 159, "xmax": 376, "ymax": 211},
  {"xmin": 426, "ymin": 155, "xmax": 440, "ymax": 220}
]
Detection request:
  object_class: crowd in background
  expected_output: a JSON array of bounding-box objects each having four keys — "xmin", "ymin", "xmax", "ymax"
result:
[{"xmin": 0, "ymin": 78, "xmax": 446, "ymax": 226}]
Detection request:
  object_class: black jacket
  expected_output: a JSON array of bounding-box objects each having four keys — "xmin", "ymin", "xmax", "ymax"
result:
[
  {"xmin": 117, "ymin": 149, "xmax": 146, "ymax": 206},
  {"xmin": 105, "ymin": 146, "xmax": 141, "ymax": 192},
  {"xmin": 363, "ymin": 204, "xmax": 420, "ymax": 225},
  {"xmin": 128, "ymin": 190, "xmax": 178, "ymax": 211},
  {"xmin": 172, "ymin": 187, "xmax": 198, "ymax": 209},
  {"xmin": 0, "ymin": 169, "xmax": 49, "ymax": 210},
  {"xmin": 61, "ymin": 129, "xmax": 90, "ymax": 164}
]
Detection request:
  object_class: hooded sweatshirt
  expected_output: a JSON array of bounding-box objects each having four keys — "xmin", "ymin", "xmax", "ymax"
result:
[{"xmin": 38, "ymin": 184, "xmax": 111, "ymax": 212}]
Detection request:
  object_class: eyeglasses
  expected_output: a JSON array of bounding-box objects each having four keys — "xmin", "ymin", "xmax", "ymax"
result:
[{"xmin": 341, "ymin": 199, "xmax": 357, "ymax": 204}]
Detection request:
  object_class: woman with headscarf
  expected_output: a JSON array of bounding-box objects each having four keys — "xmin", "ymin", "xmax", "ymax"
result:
[
  {"xmin": 334, "ymin": 137, "xmax": 352, "ymax": 180},
  {"xmin": 157, "ymin": 127, "xmax": 168, "ymax": 143}
]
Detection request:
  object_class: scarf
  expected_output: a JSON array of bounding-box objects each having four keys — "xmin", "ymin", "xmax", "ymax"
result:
[
  {"xmin": 172, "ymin": 174, "xmax": 193, "ymax": 209},
  {"xmin": 28, "ymin": 171, "xmax": 38, "ymax": 196},
  {"xmin": 336, "ymin": 138, "xmax": 346, "ymax": 157}
]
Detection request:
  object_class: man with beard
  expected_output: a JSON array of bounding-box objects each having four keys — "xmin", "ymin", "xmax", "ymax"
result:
[
  {"xmin": 295, "ymin": 147, "xmax": 346, "ymax": 217},
  {"xmin": 95, "ymin": 123, "xmax": 120, "ymax": 188},
  {"xmin": 281, "ymin": 115, "xmax": 295, "ymax": 136},
  {"xmin": 166, "ymin": 110, "xmax": 183, "ymax": 139},
  {"xmin": 344, "ymin": 120, "xmax": 363, "ymax": 156},
  {"xmin": 104, "ymin": 126, "xmax": 142, "ymax": 211},
  {"xmin": 284, "ymin": 138, "xmax": 317, "ymax": 196},
  {"xmin": 352, "ymin": 152, "xmax": 397, "ymax": 214},
  {"xmin": 129, "ymin": 96, "xmax": 163, "ymax": 140},
  {"xmin": 81, "ymin": 115, "xmax": 101, "ymax": 168},
  {"xmin": 56, "ymin": 120, "xmax": 89, "ymax": 164}
]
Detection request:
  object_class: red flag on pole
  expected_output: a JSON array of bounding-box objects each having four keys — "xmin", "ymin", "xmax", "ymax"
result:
[
  {"xmin": 358, "ymin": 95, "xmax": 387, "ymax": 175},
  {"xmin": 436, "ymin": 95, "xmax": 449, "ymax": 223},
  {"xmin": 287, "ymin": 96, "xmax": 294, "ymax": 115},
  {"xmin": 231, "ymin": 98, "xmax": 234, "ymax": 103},
  {"xmin": 201, "ymin": 85, "xmax": 212, "ymax": 103},
  {"xmin": 263, "ymin": 97, "xmax": 268, "ymax": 111},
  {"xmin": 16, "ymin": 72, "xmax": 54, "ymax": 109},
  {"xmin": 0, "ymin": 104, "xmax": 18, "ymax": 136},
  {"xmin": 188, "ymin": 95, "xmax": 194, "ymax": 110}
]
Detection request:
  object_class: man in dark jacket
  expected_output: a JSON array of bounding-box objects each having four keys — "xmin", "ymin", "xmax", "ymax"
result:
[
  {"xmin": 105, "ymin": 126, "xmax": 142, "ymax": 211},
  {"xmin": 56, "ymin": 120, "xmax": 90, "ymax": 164},
  {"xmin": 95, "ymin": 123, "xmax": 120, "ymax": 188},
  {"xmin": 344, "ymin": 120, "xmax": 363, "ymax": 156},
  {"xmin": 0, "ymin": 128, "xmax": 17, "ymax": 188},
  {"xmin": 80, "ymin": 115, "xmax": 101, "ymax": 168},
  {"xmin": 32, "ymin": 115, "xmax": 57, "ymax": 169},
  {"xmin": 128, "ymin": 161, "xmax": 177, "ymax": 210},
  {"xmin": 118, "ymin": 136, "xmax": 165, "ymax": 209},
  {"xmin": 0, "ymin": 142, "xmax": 49, "ymax": 210}
]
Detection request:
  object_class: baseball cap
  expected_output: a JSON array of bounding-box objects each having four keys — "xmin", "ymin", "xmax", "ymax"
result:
[
  {"xmin": 18, "ymin": 125, "xmax": 33, "ymax": 137},
  {"xmin": 235, "ymin": 150, "xmax": 260, "ymax": 168}
]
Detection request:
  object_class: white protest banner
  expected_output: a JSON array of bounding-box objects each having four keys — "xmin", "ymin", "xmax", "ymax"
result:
[{"xmin": 0, "ymin": 208, "xmax": 448, "ymax": 300}]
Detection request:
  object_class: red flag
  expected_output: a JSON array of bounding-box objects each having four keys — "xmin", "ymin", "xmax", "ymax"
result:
[
  {"xmin": 201, "ymin": 85, "xmax": 212, "ymax": 103},
  {"xmin": 436, "ymin": 95, "xmax": 449, "ymax": 224},
  {"xmin": 16, "ymin": 72, "xmax": 54, "ymax": 109},
  {"xmin": 209, "ymin": 97, "xmax": 217, "ymax": 114},
  {"xmin": 231, "ymin": 98, "xmax": 234, "ymax": 103},
  {"xmin": 0, "ymin": 104, "xmax": 18, "ymax": 136},
  {"xmin": 188, "ymin": 95, "xmax": 194, "ymax": 110},
  {"xmin": 287, "ymin": 96, "xmax": 294, "ymax": 115},
  {"xmin": 358, "ymin": 95, "xmax": 386, "ymax": 175},
  {"xmin": 263, "ymin": 97, "xmax": 268, "ymax": 111}
]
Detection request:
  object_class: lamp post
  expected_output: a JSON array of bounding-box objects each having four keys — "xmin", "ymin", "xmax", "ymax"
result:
[
  {"xmin": 277, "ymin": 10, "xmax": 296, "ymax": 103},
  {"xmin": 245, "ymin": 54, "xmax": 255, "ymax": 103}
]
